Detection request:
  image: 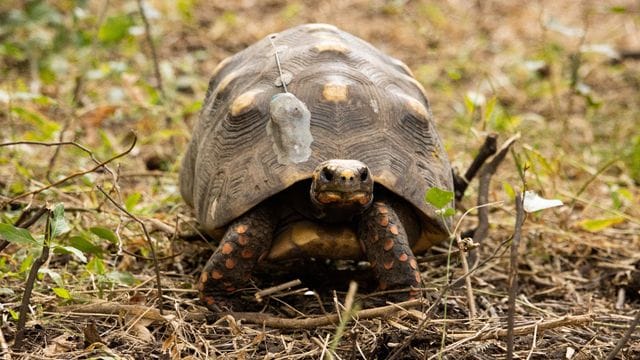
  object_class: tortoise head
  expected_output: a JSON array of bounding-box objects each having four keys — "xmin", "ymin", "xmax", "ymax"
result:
[{"xmin": 310, "ymin": 159, "xmax": 374, "ymax": 214}]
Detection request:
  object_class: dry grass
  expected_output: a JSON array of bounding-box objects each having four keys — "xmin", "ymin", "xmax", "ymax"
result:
[{"xmin": 1, "ymin": 0, "xmax": 639, "ymax": 359}]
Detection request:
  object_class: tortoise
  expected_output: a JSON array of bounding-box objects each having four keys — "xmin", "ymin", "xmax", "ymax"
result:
[{"xmin": 180, "ymin": 23, "xmax": 453, "ymax": 308}]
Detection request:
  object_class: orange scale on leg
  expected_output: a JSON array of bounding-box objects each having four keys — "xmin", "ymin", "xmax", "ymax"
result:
[
  {"xmin": 221, "ymin": 242, "xmax": 234, "ymax": 254},
  {"xmin": 225, "ymin": 258, "xmax": 236, "ymax": 269}
]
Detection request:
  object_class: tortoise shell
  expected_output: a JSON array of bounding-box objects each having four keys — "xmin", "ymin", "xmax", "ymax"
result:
[{"xmin": 180, "ymin": 23, "xmax": 453, "ymax": 257}]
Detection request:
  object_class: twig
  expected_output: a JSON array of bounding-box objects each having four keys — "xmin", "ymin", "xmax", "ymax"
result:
[
  {"xmin": 456, "ymin": 235, "xmax": 477, "ymax": 320},
  {"xmin": 0, "ymin": 133, "xmax": 137, "ymax": 208},
  {"xmin": 447, "ymin": 314, "xmax": 594, "ymax": 341},
  {"xmin": 605, "ymin": 310, "xmax": 640, "ymax": 360},
  {"xmin": 453, "ymin": 134, "xmax": 498, "ymax": 202},
  {"xmin": 13, "ymin": 210, "xmax": 52, "ymax": 350},
  {"xmin": 507, "ymin": 192, "xmax": 526, "ymax": 360},
  {"xmin": 525, "ymin": 319, "xmax": 541, "ymax": 360},
  {"xmin": 255, "ymin": 279, "xmax": 302, "ymax": 302},
  {"xmin": 58, "ymin": 299, "xmax": 425, "ymax": 329},
  {"xmin": 230, "ymin": 299, "xmax": 424, "ymax": 329},
  {"xmin": 96, "ymin": 186, "xmax": 164, "ymax": 314},
  {"xmin": 472, "ymin": 133, "xmax": 520, "ymax": 245},
  {"xmin": 136, "ymin": 0, "xmax": 164, "ymax": 97},
  {"xmin": 0, "ymin": 140, "xmax": 101, "ymax": 165}
]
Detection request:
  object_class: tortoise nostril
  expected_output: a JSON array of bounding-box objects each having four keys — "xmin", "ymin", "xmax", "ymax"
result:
[
  {"xmin": 349, "ymin": 176, "xmax": 354, "ymax": 181},
  {"xmin": 321, "ymin": 168, "xmax": 334, "ymax": 181},
  {"xmin": 341, "ymin": 175, "xmax": 347, "ymax": 181}
]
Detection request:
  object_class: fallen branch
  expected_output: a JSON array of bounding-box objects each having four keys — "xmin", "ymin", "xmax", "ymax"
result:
[
  {"xmin": 57, "ymin": 299, "xmax": 425, "ymax": 329},
  {"xmin": 448, "ymin": 314, "xmax": 594, "ymax": 341},
  {"xmin": 228, "ymin": 298, "xmax": 424, "ymax": 329}
]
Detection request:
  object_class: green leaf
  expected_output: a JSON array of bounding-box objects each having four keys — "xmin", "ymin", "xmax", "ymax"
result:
[
  {"xmin": 69, "ymin": 235, "xmax": 103, "ymax": 255},
  {"xmin": 0, "ymin": 223, "xmax": 38, "ymax": 245},
  {"xmin": 125, "ymin": 192, "xmax": 142, "ymax": 212},
  {"xmin": 425, "ymin": 187, "xmax": 455, "ymax": 209},
  {"xmin": 87, "ymin": 257, "xmax": 106, "ymax": 275},
  {"xmin": 579, "ymin": 217, "xmax": 625, "ymax": 232},
  {"xmin": 39, "ymin": 268, "xmax": 64, "ymax": 287},
  {"xmin": 90, "ymin": 226, "xmax": 118, "ymax": 244},
  {"xmin": 50, "ymin": 203, "xmax": 70, "ymax": 238},
  {"xmin": 98, "ymin": 15, "xmax": 133, "ymax": 44},
  {"xmin": 52, "ymin": 287, "xmax": 72, "ymax": 300},
  {"xmin": 19, "ymin": 254, "xmax": 34, "ymax": 273},
  {"xmin": 106, "ymin": 271, "xmax": 136, "ymax": 286},
  {"xmin": 8, "ymin": 308, "xmax": 19, "ymax": 321},
  {"xmin": 53, "ymin": 245, "xmax": 88, "ymax": 263},
  {"xmin": 502, "ymin": 181, "xmax": 516, "ymax": 200}
]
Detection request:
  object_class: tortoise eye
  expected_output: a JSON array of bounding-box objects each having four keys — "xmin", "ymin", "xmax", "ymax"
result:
[{"xmin": 360, "ymin": 168, "xmax": 369, "ymax": 181}]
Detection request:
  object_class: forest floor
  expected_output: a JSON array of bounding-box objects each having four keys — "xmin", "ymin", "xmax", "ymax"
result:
[{"xmin": 1, "ymin": 0, "xmax": 639, "ymax": 359}]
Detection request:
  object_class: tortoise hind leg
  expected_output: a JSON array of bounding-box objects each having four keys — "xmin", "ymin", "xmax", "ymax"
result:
[
  {"xmin": 358, "ymin": 200, "xmax": 421, "ymax": 300},
  {"xmin": 198, "ymin": 204, "xmax": 277, "ymax": 310}
]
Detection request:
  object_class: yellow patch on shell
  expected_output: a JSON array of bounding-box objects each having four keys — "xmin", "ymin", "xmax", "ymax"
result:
[
  {"xmin": 314, "ymin": 41, "xmax": 349, "ymax": 54},
  {"xmin": 322, "ymin": 83, "xmax": 348, "ymax": 102},
  {"xmin": 398, "ymin": 93, "xmax": 429, "ymax": 119},
  {"xmin": 211, "ymin": 56, "xmax": 233, "ymax": 78},
  {"xmin": 304, "ymin": 23, "xmax": 339, "ymax": 32},
  {"xmin": 390, "ymin": 57, "xmax": 414, "ymax": 77},
  {"xmin": 406, "ymin": 77, "xmax": 429, "ymax": 100},
  {"xmin": 230, "ymin": 88, "xmax": 263, "ymax": 117},
  {"xmin": 214, "ymin": 70, "xmax": 239, "ymax": 94}
]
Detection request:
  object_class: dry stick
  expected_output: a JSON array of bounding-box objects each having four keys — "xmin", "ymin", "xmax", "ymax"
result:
[
  {"xmin": 448, "ymin": 314, "xmax": 594, "ymax": 341},
  {"xmin": 456, "ymin": 234, "xmax": 477, "ymax": 320},
  {"xmin": 13, "ymin": 210, "xmax": 52, "ymax": 350},
  {"xmin": 507, "ymin": 193, "xmax": 526, "ymax": 360},
  {"xmin": 58, "ymin": 298, "xmax": 425, "ymax": 329},
  {"xmin": 96, "ymin": 186, "xmax": 165, "ymax": 315},
  {"xmin": 0, "ymin": 134, "xmax": 137, "ymax": 208},
  {"xmin": 605, "ymin": 310, "xmax": 640, "ymax": 360},
  {"xmin": 453, "ymin": 133, "xmax": 498, "ymax": 202},
  {"xmin": 230, "ymin": 298, "xmax": 423, "ymax": 329},
  {"xmin": 255, "ymin": 279, "xmax": 302, "ymax": 302},
  {"xmin": 136, "ymin": 0, "xmax": 164, "ymax": 97},
  {"xmin": 472, "ymin": 134, "xmax": 520, "ymax": 246},
  {"xmin": 0, "ymin": 140, "xmax": 101, "ymax": 165}
]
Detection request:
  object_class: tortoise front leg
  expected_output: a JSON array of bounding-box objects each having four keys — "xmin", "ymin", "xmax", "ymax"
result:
[
  {"xmin": 198, "ymin": 204, "xmax": 277, "ymax": 310},
  {"xmin": 358, "ymin": 200, "xmax": 421, "ymax": 299}
]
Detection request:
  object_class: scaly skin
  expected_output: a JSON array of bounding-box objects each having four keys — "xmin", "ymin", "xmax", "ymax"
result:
[
  {"xmin": 198, "ymin": 204, "xmax": 277, "ymax": 310},
  {"xmin": 358, "ymin": 200, "xmax": 422, "ymax": 299}
]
